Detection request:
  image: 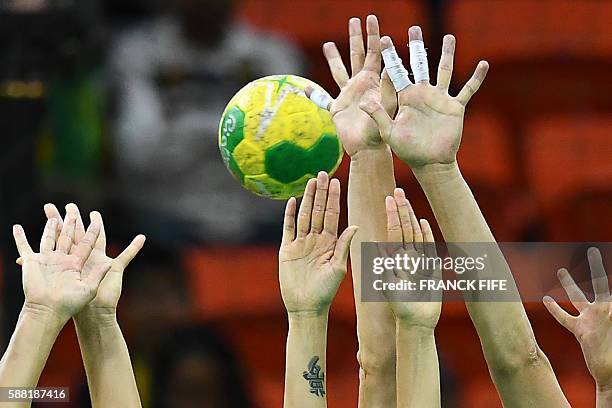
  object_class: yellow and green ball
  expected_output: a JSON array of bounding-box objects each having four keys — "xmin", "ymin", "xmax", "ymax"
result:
[{"xmin": 218, "ymin": 75, "xmax": 343, "ymax": 200}]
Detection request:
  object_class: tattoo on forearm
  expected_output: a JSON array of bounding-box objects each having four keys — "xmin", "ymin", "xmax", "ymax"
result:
[{"xmin": 302, "ymin": 356, "xmax": 325, "ymax": 397}]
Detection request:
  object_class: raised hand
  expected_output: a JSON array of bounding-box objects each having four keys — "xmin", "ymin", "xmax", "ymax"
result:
[
  {"xmin": 29, "ymin": 204, "xmax": 146, "ymax": 317},
  {"xmin": 307, "ymin": 15, "xmax": 396, "ymax": 156},
  {"xmin": 381, "ymin": 188, "xmax": 441, "ymax": 328},
  {"xmin": 13, "ymin": 213, "xmax": 108, "ymax": 323},
  {"xmin": 360, "ymin": 26, "xmax": 489, "ymax": 168},
  {"xmin": 279, "ymin": 172, "xmax": 358, "ymax": 314},
  {"xmin": 544, "ymin": 248, "xmax": 612, "ymax": 392}
]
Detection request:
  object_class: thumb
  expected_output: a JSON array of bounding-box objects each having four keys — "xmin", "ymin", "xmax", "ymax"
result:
[
  {"xmin": 331, "ymin": 226, "xmax": 359, "ymax": 268},
  {"xmin": 359, "ymin": 93, "xmax": 394, "ymax": 141},
  {"xmin": 85, "ymin": 262, "xmax": 112, "ymax": 291},
  {"xmin": 380, "ymin": 70, "xmax": 398, "ymax": 117}
]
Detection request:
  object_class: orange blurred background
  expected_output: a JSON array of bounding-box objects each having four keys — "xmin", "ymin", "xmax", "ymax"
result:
[{"xmin": 1, "ymin": 1, "xmax": 611, "ymax": 407}]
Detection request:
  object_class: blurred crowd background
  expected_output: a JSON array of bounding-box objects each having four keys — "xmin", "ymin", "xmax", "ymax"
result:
[{"xmin": 0, "ymin": 0, "xmax": 611, "ymax": 407}]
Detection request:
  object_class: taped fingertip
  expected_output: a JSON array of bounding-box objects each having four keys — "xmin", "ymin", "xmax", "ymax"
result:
[
  {"xmin": 380, "ymin": 36, "xmax": 393, "ymax": 49},
  {"xmin": 408, "ymin": 25, "xmax": 423, "ymax": 40},
  {"xmin": 309, "ymin": 88, "xmax": 333, "ymax": 111},
  {"xmin": 587, "ymin": 246, "xmax": 600, "ymax": 257}
]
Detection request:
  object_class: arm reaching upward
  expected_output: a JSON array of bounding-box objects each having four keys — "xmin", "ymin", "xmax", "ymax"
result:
[
  {"xmin": 361, "ymin": 27, "xmax": 569, "ymax": 407},
  {"xmin": 1, "ymin": 215, "xmax": 107, "ymax": 407},
  {"xmin": 544, "ymin": 248, "xmax": 612, "ymax": 408},
  {"xmin": 38, "ymin": 204, "xmax": 144, "ymax": 408},
  {"xmin": 280, "ymin": 172, "xmax": 358, "ymax": 408},
  {"xmin": 382, "ymin": 189, "xmax": 442, "ymax": 408},
  {"xmin": 308, "ymin": 15, "xmax": 400, "ymax": 406}
]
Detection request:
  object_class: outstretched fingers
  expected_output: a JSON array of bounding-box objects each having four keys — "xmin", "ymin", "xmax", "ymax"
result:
[
  {"xmin": 456, "ymin": 60, "xmax": 489, "ymax": 105},
  {"xmin": 331, "ymin": 226, "xmax": 358, "ymax": 270},
  {"xmin": 381, "ymin": 36, "xmax": 412, "ymax": 93},
  {"xmin": 56, "ymin": 211, "xmax": 77, "ymax": 254},
  {"xmin": 297, "ymin": 178, "xmax": 316, "ymax": 238},
  {"xmin": 436, "ymin": 34, "xmax": 456, "ymax": 91},
  {"xmin": 322, "ymin": 42, "xmax": 349, "ymax": 89},
  {"xmin": 323, "ymin": 178, "xmax": 341, "ymax": 237},
  {"xmin": 282, "ymin": 197, "xmax": 297, "ymax": 246},
  {"xmin": 65, "ymin": 203, "xmax": 86, "ymax": 242},
  {"xmin": 13, "ymin": 225, "xmax": 34, "ymax": 258},
  {"xmin": 116, "ymin": 234, "xmax": 146, "ymax": 269},
  {"xmin": 363, "ymin": 14, "xmax": 381, "ymax": 73},
  {"xmin": 89, "ymin": 211, "xmax": 107, "ymax": 250},
  {"xmin": 348, "ymin": 17, "xmax": 365, "ymax": 76},
  {"xmin": 420, "ymin": 219, "xmax": 438, "ymax": 260},
  {"xmin": 380, "ymin": 70, "xmax": 398, "ymax": 116},
  {"xmin": 385, "ymin": 196, "xmax": 402, "ymax": 243},
  {"xmin": 587, "ymin": 247, "xmax": 610, "ymax": 301},
  {"xmin": 310, "ymin": 172, "xmax": 330, "ymax": 234},
  {"xmin": 394, "ymin": 188, "xmax": 419, "ymax": 246},
  {"xmin": 43, "ymin": 203, "xmax": 64, "ymax": 241},
  {"xmin": 72, "ymin": 218, "xmax": 101, "ymax": 268},
  {"xmin": 557, "ymin": 268, "xmax": 588, "ymax": 312},
  {"xmin": 40, "ymin": 218, "xmax": 58, "ymax": 253},
  {"xmin": 543, "ymin": 296, "xmax": 576, "ymax": 332},
  {"xmin": 408, "ymin": 26, "xmax": 430, "ymax": 84}
]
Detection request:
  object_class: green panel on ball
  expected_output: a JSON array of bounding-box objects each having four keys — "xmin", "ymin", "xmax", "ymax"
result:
[
  {"xmin": 245, "ymin": 173, "xmax": 313, "ymax": 200},
  {"xmin": 218, "ymin": 105, "xmax": 245, "ymax": 154},
  {"xmin": 264, "ymin": 134, "xmax": 342, "ymax": 184},
  {"xmin": 227, "ymin": 154, "xmax": 245, "ymax": 183}
]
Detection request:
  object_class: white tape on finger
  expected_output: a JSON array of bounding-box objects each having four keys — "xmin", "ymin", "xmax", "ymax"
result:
[
  {"xmin": 309, "ymin": 88, "xmax": 333, "ymax": 111},
  {"xmin": 381, "ymin": 46, "xmax": 411, "ymax": 92},
  {"xmin": 409, "ymin": 40, "xmax": 429, "ymax": 83}
]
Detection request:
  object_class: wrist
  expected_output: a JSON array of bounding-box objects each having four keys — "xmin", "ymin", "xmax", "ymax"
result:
[
  {"xmin": 412, "ymin": 161, "xmax": 460, "ymax": 181},
  {"xmin": 74, "ymin": 306, "xmax": 119, "ymax": 329},
  {"xmin": 350, "ymin": 144, "xmax": 392, "ymax": 163},
  {"xmin": 288, "ymin": 309, "xmax": 329, "ymax": 321},
  {"xmin": 21, "ymin": 303, "xmax": 67, "ymax": 332},
  {"xmin": 396, "ymin": 319, "xmax": 437, "ymax": 334},
  {"xmin": 412, "ymin": 162, "xmax": 465, "ymax": 194}
]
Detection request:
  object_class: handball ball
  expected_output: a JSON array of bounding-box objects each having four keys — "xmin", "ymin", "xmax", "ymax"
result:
[{"xmin": 218, "ymin": 75, "xmax": 343, "ymax": 200}]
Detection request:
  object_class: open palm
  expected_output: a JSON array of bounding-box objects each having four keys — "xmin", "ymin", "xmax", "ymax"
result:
[
  {"xmin": 544, "ymin": 248, "xmax": 612, "ymax": 389},
  {"xmin": 309, "ymin": 16, "xmax": 396, "ymax": 156},
  {"xmin": 360, "ymin": 28, "xmax": 489, "ymax": 168},
  {"xmin": 13, "ymin": 215, "xmax": 109, "ymax": 321},
  {"xmin": 279, "ymin": 172, "xmax": 357, "ymax": 314},
  {"xmin": 42, "ymin": 204, "xmax": 145, "ymax": 313},
  {"xmin": 381, "ymin": 189, "xmax": 441, "ymax": 328}
]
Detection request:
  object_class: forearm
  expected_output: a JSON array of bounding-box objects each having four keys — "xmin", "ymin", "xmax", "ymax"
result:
[
  {"xmin": 348, "ymin": 147, "xmax": 397, "ymax": 405},
  {"xmin": 414, "ymin": 162, "xmax": 568, "ymax": 405},
  {"xmin": 0, "ymin": 305, "xmax": 64, "ymax": 407},
  {"xmin": 413, "ymin": 163, "xmax": 536, "ymax": 354},
  {"xmin": 74, "ymin": 312, "xmax": 141, "ymax": 408},
  {"xmin": 284, "ymin": 313, "xmax": 329, "ymax": 408},
  {"xmin": 396, "ymin": 323, "xmax": 440, "ymax": 408}
]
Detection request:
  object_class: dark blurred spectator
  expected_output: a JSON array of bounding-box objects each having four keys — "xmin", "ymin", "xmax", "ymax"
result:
[
  {"xmin": 152, "ymin": 324, "xmax": 252, "ymax": 408},
  {"xmin": 0, "ymin": 0, "xmax": 103, "ymax": 343},
  {"xmin": 110, "ymin": 0, "xmax": 304, "ymax": 246}
]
